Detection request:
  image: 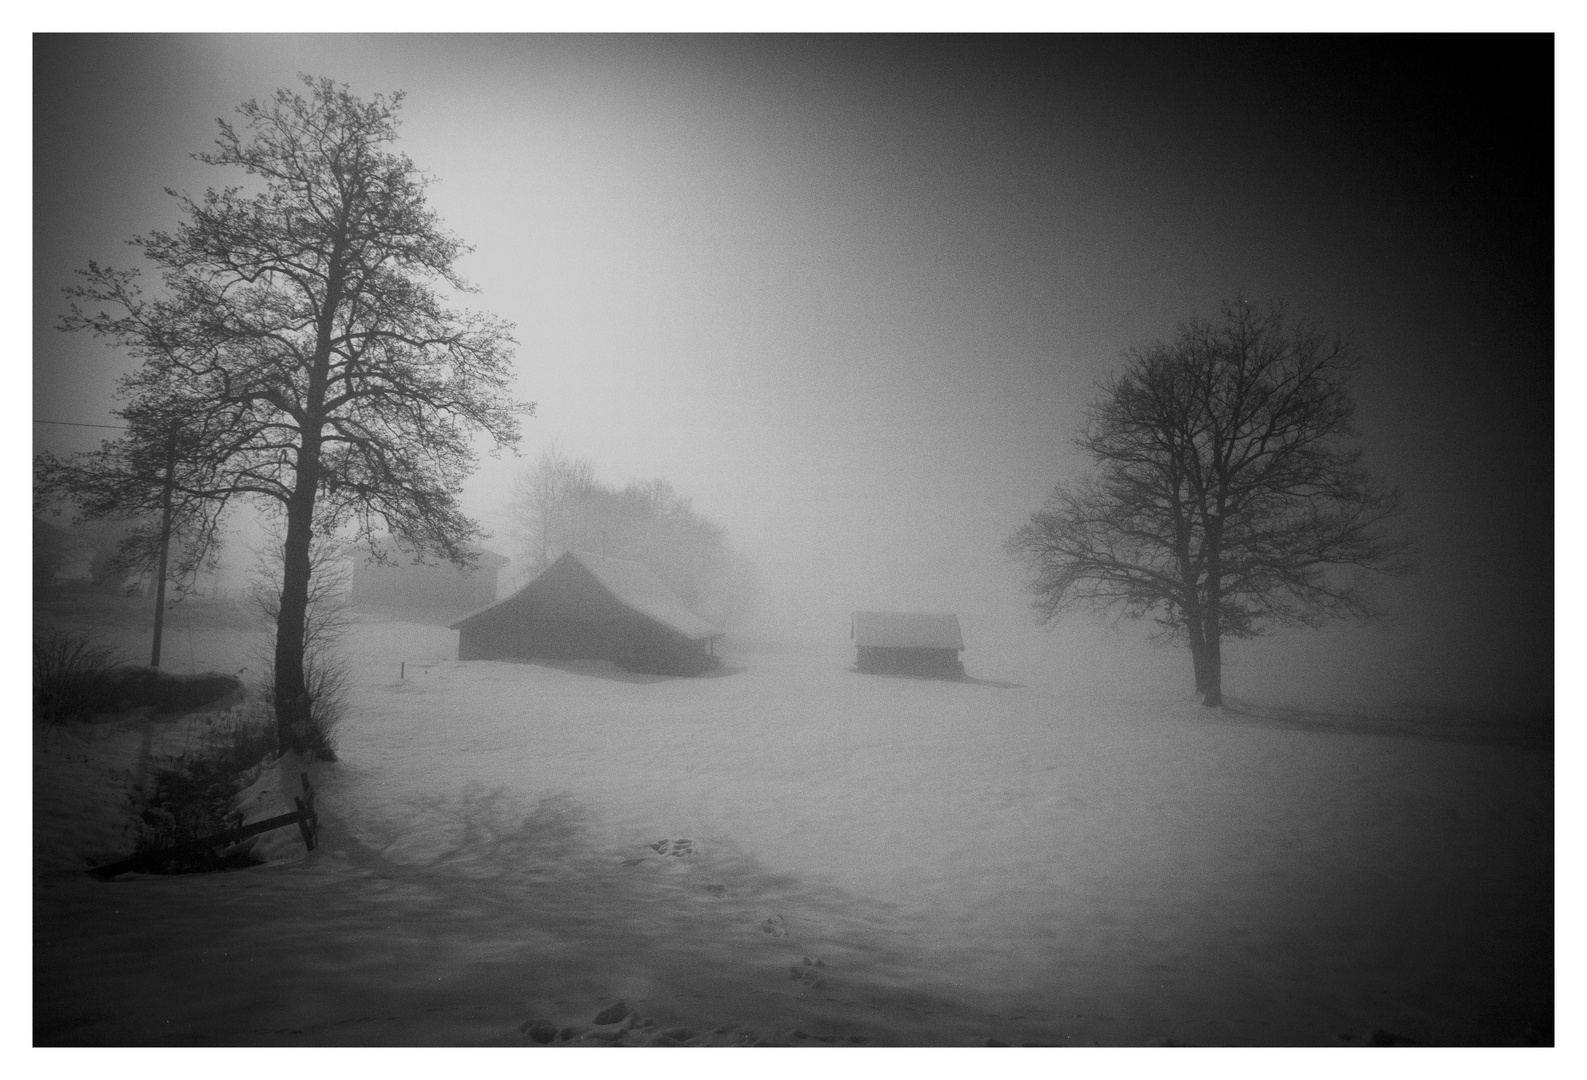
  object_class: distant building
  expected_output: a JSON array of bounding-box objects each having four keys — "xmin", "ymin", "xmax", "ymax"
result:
[
  {"xmin": 451, "ymin": 550, "xmax": 723, "ymax": 676},
  {"xmin": 33, "ymin": 518, "xmax": 120, "ymax": 593},
  {"xmin": 348, "ymin": 538, "xmax": 507, "ymax": 617},
  {"xmin": 34, "ymin": 519, "xmax": 71, "ymax": 587},
  {"xmin": 851, "ymin": 611, "xmax": 965, "ymax": 678}
]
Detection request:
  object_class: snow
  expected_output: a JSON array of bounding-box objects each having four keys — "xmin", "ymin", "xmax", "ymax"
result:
[{"xmin": 33, "ymin": 615, "xmax": 1551, "ymax": 1051}]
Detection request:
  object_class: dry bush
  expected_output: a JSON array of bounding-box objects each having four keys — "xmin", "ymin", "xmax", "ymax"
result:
[
  {"xmin": 33, "ymin": 627, "xmax": 123, "ymax": 722},
  {"xmin": 251, "ymin": 535, "xmax": 349, "ymax": 760},
  {"xmin": 129, "ymin": 705, "xmax": 278, "ymax": 873}
]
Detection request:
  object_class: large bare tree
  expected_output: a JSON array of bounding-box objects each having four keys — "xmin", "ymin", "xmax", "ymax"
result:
[
  {"xmin": 1006, "ymin": 301, "xmax": 1408, "ymax": 706},
  {"xmin": 46, "ymin": 76, "xmax": 528, "ymax": 748}
]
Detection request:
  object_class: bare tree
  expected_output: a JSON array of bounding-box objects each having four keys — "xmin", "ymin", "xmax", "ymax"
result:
[
  {"xmin": 1007, "ymin": 300, "xmax": 1409, "ymax": 706},
  {"xmin": 37, "ymin": 404, "xmax": 232, "ymax": 666},
  {"xmin": 510, "ymin": 444, "xmax": 598, "ymax": 577},
  {"xmin": 507, "ymin": 449, "xmax": 758, "ymax": 629},
  {"xmin": 49, "ymin": 76, "xmax": 528, "ymax": 748}
]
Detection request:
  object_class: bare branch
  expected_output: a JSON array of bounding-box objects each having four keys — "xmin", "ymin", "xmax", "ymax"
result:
[
  {"xmin": 50, "ymin": 75, "xmax": 532, "ymax": 750},
  {"xmin": 1009, "ymin": 299, "xmax": 1411, "ymax": 704}
]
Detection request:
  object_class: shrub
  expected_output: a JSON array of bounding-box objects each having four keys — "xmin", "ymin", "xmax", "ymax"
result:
[
  {"xmin": 257, "ymin": 650, "xmax": 345, "ymax": 761},
  {"xmin": 300, "ymin": 649, "xmax": 347, "ymax": 761},
  {"xmin": 33, "ymin": 627, "xmax": 122, "ymax": 722},
  {"xmin": 250, "ymin": 534, "xmax": 348, "ymax": 760},
  {"xmin": 109, "ymin": 668, "xmax": 242, "ymax": 712},
  {"xmin": 33, "ymin": 627, "xmax": 243, "ymax": 722},
  {"xmin": 129, "ymin": 706, "xmax": 279, "ymax": 873}
]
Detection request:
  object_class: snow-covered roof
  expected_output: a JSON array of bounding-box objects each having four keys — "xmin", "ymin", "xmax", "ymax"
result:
[
  {"xmin": 852, "ymin": 611, "xmax": 964, "ymax": 650},
  {"xmin": 571, "ymin": 551, "xmax": 721, "ymax": 641},
  {"xmin": 452, "ymin": 550, "xmax": 720, "ymax": 641}
]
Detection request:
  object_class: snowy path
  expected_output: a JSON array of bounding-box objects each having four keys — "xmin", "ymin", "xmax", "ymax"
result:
[{"xmin": 35, "ymin": 620, "xmax": 1552, "ymax": 1045}]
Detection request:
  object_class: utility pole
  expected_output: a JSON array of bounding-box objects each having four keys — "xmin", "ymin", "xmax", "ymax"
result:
[{"xmin": 149, "ymin": 431, "xmax": 177, "ymax": 669}]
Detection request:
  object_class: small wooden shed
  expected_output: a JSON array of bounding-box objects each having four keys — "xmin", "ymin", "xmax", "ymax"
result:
[
  {"xmin": 851, "ymin": 611, "xmax": 966, "ymax": 678},
  {"xmin": 451, "ymin": 550, "xmax": 723, "ymax": 676}
]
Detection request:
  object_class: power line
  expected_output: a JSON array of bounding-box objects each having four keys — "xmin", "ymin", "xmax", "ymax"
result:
[{"xmin": 34, "ymin": 418, "xmax": 126, "ymax": 431}]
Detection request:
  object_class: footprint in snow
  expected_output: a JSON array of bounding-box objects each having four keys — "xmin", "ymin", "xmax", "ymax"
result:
[
  {"xmin": 760, "ymin": 915, "xmax": 788, "ymax": 937},
  {"xmin": 788, "ymin": 956, "xmax": 828, "ymax": 990},
  {"xmin": 1368, "ymin": 1029, "xmax": 1425, "ymax": 1046},
  {"xmin": 650, "ymin": 838, "xmax": 694, "ymax": 858}
]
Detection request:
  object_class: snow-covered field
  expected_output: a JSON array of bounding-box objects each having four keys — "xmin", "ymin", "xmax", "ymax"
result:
[{"xmin": 34, "ymin": 612, "xmax": 1552, "ymax": 1047}]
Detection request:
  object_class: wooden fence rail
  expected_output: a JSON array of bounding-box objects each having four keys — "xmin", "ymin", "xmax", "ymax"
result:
[{"xmin": 89, "ymin": 772, "xmax": 318, "ymax": 881}]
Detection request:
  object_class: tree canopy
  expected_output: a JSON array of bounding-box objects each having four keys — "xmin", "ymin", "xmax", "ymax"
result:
[
  {"xmin": 1006, "ymin": 300, "xmax": 1408, "ymax": 706},
  {"xmin": 43, "ymin": 76, "xmax": 528, "ymax": 747}
]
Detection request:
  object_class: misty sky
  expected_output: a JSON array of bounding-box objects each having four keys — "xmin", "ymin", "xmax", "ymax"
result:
[{"xmin": 32, "ymin": 35, "xmax": 1553, "ymax": 712}]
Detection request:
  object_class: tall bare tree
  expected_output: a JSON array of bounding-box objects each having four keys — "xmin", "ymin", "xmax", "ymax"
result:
[
  {"xmin": 510, "ymin": 444, "xmax": 599, "ymax": 577},
  {"xmin": 47, "ymin": 76, "xmax": 528, "ymax": 748},
  {"xmin": 1007, "ymin": 300, "xmax": 1409, "ymax": 706}
]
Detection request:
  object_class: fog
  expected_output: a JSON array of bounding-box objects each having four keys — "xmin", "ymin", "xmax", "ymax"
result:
[
  {"xmin": 28, "ymin": 35, "xmax": 1559, "ymax": 1055},
  {"xmin": 34, "ymin": 35, "xmax": 1551, "ymax": 714}
]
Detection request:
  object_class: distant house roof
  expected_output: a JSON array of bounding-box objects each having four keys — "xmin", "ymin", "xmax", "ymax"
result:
[
  {"xmin": 451, "ymin": 550, "xmax": 721, "ymax": 641},
  {"xmin": 852, "ymin": 611, "xmax": 964, "ymax": 650},
  {"xmin": 348, "ymin": 536, "xmax": 508, "ymax": 569}
]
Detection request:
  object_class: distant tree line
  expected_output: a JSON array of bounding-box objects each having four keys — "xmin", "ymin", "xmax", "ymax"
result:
[{"xmin": 511, "ymin": 446, "xmax": 758, "ymax": 631}]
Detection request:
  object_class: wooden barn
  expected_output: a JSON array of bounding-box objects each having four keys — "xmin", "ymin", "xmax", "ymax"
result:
[
  {"xmin": 348, "ymin": 538, "xmax": 507, "ymax": 617},
  {"xmin": 851, "ymin": 611, "xmax": 966, "ymax": 678},
  {"xmin": 451, "ymin": 550, "xmax": 723, "ymax": 676}
]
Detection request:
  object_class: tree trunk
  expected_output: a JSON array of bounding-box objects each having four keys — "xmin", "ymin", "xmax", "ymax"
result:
[
  {"xmin": 276, "ymin": 224, "xmax": 342, "ymax": 752},
  {"xmin": 273, "ymin": 435, "xmax": 322, "ymax": 750},
  {"xmin": 1201, "ymin": 589, "xmax": 1224, "ymax": 708},
  {"xmin": 149, "ymin": 434, "xmax": 178, "ymax": 668},
  {"xmin": 1188, "ymin": 638, "xmax": 1208, "ymax": 696},
  {"xmin": 1202, "ymin": 514, "xmax": 1224, "ymax": 708},
  {"xmin": 1202, "ymin": 629, "xmax": 1223, "ymax": 707},
  {"xmin": 1184, "ymin": 602, "xmax": 1209, "ymax": 695}
]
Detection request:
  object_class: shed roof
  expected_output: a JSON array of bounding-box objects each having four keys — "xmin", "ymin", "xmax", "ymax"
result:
[
  {"xmin": 451, "ymin": 550, "xmax": 721, "ymax": 641},
  {"xmin": 852, "ymin": 611, "xmax": 964, "ymax": 650}
]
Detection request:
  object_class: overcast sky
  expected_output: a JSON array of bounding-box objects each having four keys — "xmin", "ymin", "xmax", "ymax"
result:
[{"xmin": 32, "ymin": 34, "xmax": 1553, "ymax": 711}]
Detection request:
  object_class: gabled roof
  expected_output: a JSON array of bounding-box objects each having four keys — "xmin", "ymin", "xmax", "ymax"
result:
[
  {"xmin": 852, "ymin": 611, "xmax": 964, "ymax": 650},
  {"xmin": 572, "ymin": 551, "xmax": 720, "ymax": 640},
  {"xmin": 451, "ymin": 550, "xmax": 721, "ymax": 641}
]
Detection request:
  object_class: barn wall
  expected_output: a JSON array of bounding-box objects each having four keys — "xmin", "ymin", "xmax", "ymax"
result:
[
  {"xmin": 624, "ymin": 628, "xmax": 714, "ymax": 676},
  {"xmin": 856, "ymin": 645, "xmax": 964, "ymax": 677},
  {"xmin": 456, "ymin": 560, "xmax": 718, "ymax": 675},
  {"xmin": 461, "ymin": 615, "xmax": 713, "ymax": 675}
]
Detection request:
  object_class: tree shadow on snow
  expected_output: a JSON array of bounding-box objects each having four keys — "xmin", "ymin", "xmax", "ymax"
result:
[
  {"xmin": 1214, "ymin": 697, "xmax": 1552, "ymax": 750},
  {"xmin": 231, "ymin": 784, "xmax": 990, "ymax": 1044}
]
